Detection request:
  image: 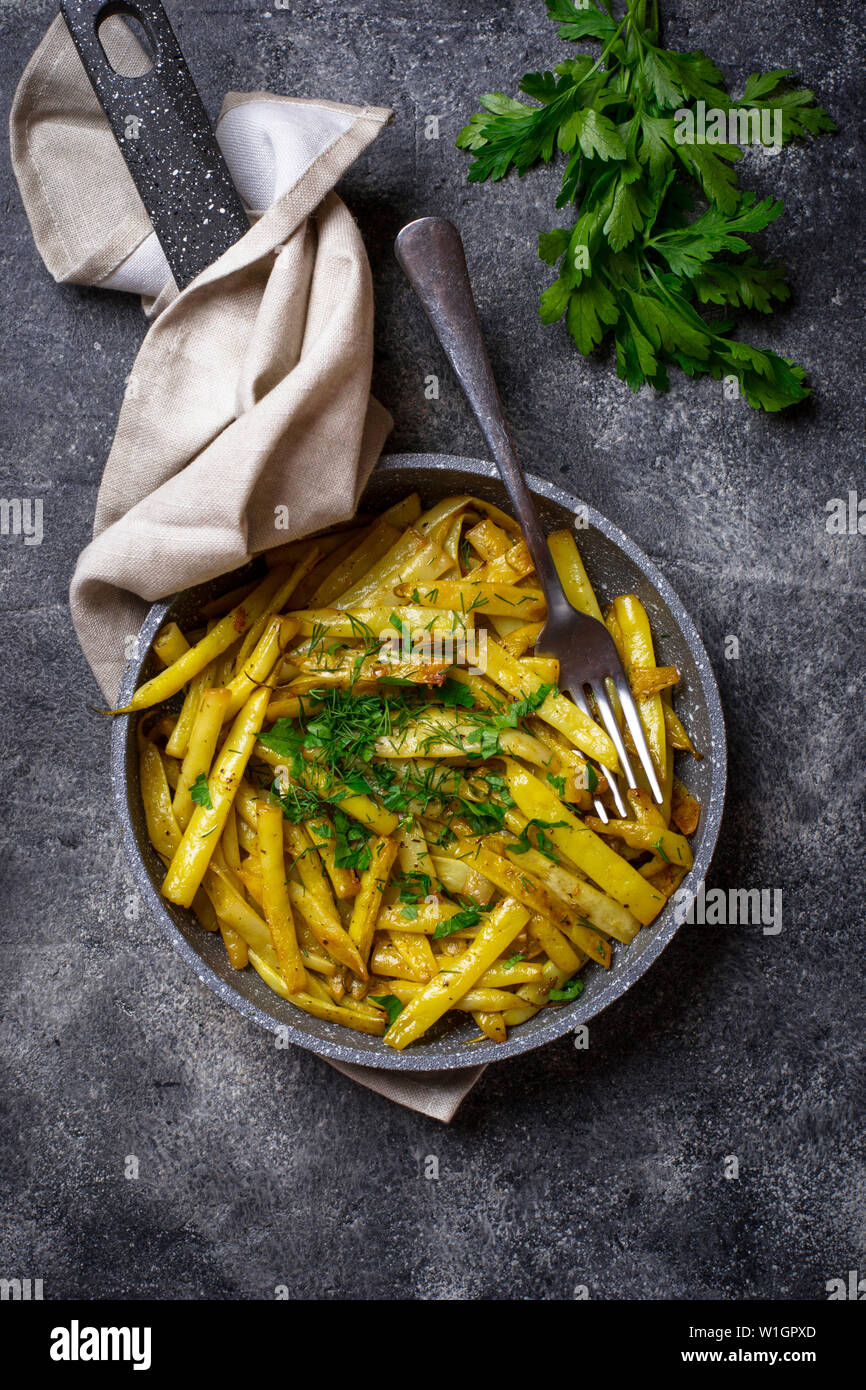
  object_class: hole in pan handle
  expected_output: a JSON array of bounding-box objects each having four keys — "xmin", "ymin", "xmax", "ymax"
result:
[{"xmin": 59, "ymin": 0, "xmax": 251, "ymax": 290}]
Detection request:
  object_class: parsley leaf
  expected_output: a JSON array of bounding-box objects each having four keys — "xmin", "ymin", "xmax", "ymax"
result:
[
  {"xmin": 333, "ymin": 810, "xmax": 372, "ymax": 872},
  {"xmin": 438, "ymin": 677, "xmax": 476, "ymax": 708},
  {"xmin": 550, "ymin": 975, "xmax": 585, "ymax": 1002},
  {"xmin": 510, "ymin": 817, "xmax": 568, "ymax": 861},
  {"xmin": 258, "ymin": 718, "xmax": 304, "ymax": 768},
  {"xmin": 189, "ymin": 773, "xmax": 212, "ymax": 810},
  {"xmin": 433, "ymin": 902, "xmax": 487, "ymax": 940},
  {"xmin": 371, "ymin": 995, "xmax": 404, "ymax": 1027}
]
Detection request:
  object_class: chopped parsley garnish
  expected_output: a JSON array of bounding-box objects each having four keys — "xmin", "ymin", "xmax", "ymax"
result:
[
  {"xmin": 189, "ymin": 773, "xmax": 213, "ymax": 810},
  {"xmin": 549, "ymin": 976, "xmax": 585, "ymax": 1003},
  {"xmin": 432, "ymin": 901, "xmax": 488, "ymax": 940},
  {"xmin": 438, "ymin": 677, "xmax": 476, "ymax": 708},
  {"xmin": 370, "ymin": 994, "xmax": 404, "ymax": 1027},
  {"xmin": 509, "ymin": 817, "xmax": 568, "ymax": 861},
  {"xmin": 333, "ymin": 810, "xmax": 372, "ymax": 872}
]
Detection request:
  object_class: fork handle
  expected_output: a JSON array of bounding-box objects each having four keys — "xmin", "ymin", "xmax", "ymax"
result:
[{"xmin": 395, "ymin": 217, "xmax": 569, "ymax": 614}]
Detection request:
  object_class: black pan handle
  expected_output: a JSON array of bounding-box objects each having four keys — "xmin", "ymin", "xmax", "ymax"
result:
[{"xmin": 60, "ymin": 0, "xmax": 251, "ymax": 289}]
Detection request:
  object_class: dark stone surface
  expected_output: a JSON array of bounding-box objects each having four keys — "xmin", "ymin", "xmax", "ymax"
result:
[{"xmin": 0, "ymin": 0, "xmax": 863, "ymax": 1300}]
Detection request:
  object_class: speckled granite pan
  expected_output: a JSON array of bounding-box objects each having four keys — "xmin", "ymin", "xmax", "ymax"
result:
[{"xmin": 111, "ymin": 454, "xmax": 727, "ymax": 1069}]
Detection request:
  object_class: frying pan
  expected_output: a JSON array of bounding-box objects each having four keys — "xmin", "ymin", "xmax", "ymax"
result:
[
  {"xmin": 112, "ymin": 456, "xmax": 727, "ymax": 1070},
  {"xmin": 63, "ymin": 5, "xmax": 727, "ymax": 1066}
]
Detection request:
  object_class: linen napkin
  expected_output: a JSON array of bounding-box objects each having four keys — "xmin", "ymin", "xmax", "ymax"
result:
[{"xmin": 11, "ymin": 12, "xmax": 485, "ymax": 1121}]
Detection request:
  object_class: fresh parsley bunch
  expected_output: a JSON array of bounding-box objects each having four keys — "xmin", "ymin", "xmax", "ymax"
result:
[{"xmin": 457, "ymin": 0, "xmax": 834, "ymax": 409}]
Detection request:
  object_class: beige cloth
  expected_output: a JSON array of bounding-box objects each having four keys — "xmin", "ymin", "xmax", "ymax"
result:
[{"xmin": 11, "ymin": 14, "xmax": 484, "ymax": 1121}]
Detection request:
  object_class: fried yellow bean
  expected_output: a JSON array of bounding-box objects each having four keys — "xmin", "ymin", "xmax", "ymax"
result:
[
  {"xmin": 548, "ymin": 530, "xmax": 604, "ymax": 622},
  {"xmin": 234, "ymin": 549, "xmax": 319, "ymax": 671},
  {"xmin": 348, "ymin": 836, "xmax": 399, "ymax": 969},
  {"xmin": 383, "ymin": 897, "xmax": 530, "ymax": 1049},
  {"xmin": 256, "ymin": 802, "xmax": 307, "ymax": 994},
  {"xmin": 248, "ymin": 950, "xmax": 386, "ymax": 1035},
  {"xmin": 119, "ymin": 569, "xmax": 287, "ymax": 712},
  {"xmin": 304, "ymin": 814, "xmax": 361, "ymax": 899},
  {"xmin": 388, "ymin": 929, "xmax": 438, "ymax": 982},
  {"xmin": 161, "ymin": 686, "xmax": 272, "ymax": 907},
  {"xmin": 482, "ymin": 637, "xmax": 619, "ymax": 769},
  {"xmin": 222, "ymin": 616, "xmax": 298, "ymax": 721},
  {"xmin": 282, "ymin": 823, "xmax": 368, "ymax": 978},
  {"xmin": 503, "ymin": 761, "xmax": 666, "ymax": 927},
  {"xmin": 583, "ymin": 816, "xmax": 693, "ymax": 871},
  {"xmin": 528, "ymin": 914, "xmax": 583, "ymax": 976},
  {"xmin": 309, "ymin": 519, "xmax": 402, "ymax": 607},
  {"xmin": 613, "ymin": 594, "xmax": 666, "ymax": 782},
  {"xmin": 453, "ymin": 838, "xmax": 610, "ymax": 965},
  {"xmin": 664, "ymin": 702, "xmax": 702, "ymax": 758},
  {"xmin": 165, "ymin": 661, "xmax": 214, "ymax": 760},
  {"xmin": 139, "ymin": 740, "xmax": 182, "ymax": 860},
  {"xmin": 473, "ymin": 1012, "xmax": 507, "ymax": 1042},
  {"xmin": 172, "ymin": 687, "xmax": 232, "ymax": 830},
  {"xmin": 152, "ymin": 622, "xmax": 191, "ymax": 668},
  {"xmin": 394, "ymin": 578, "xmax": 547, "ymax": 620},
  {"xmin": 497, "ymin": 827, "xmax": 641, "ymax": 944},
  {"xmin": 499, "ymin": 622, "xmax": 544, "ymax": 658}
]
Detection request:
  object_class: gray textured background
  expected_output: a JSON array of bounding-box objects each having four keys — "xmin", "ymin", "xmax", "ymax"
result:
[{"xmin": 1, "ymin": 0, "xmax": 863, "ymax": 1301}]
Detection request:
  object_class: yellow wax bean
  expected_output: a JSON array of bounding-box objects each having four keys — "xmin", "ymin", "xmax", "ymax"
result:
[
  {"xmin": 583, "ymin": 816, "xmax": 693, "ymax": 871},
  {"xmin": 172, "ymin": 687, "xmax": 231, "ymax": 830},
  {"xmin": 234, "ymin": 548, "xmax": 320, "ymax": 671},
  {"xmin": 256, "ymin": 802, "xmax": 307, "ymax": 994},
  {"xmin": 547, "ymin": 530, "xmax": 604, "ymax": 622},
  {"xmin": 161, "ymin": 686, "xmax": 272, "ymax": 908},
  {"xmin": 222, "ymin": 616, "xmax": 298, "ymax": 721},
  {"xmin": 118, "ymin": 568, "xmax": 287, "ymax": 712},
  {"xmin": 139, "ymin": 740, "xmax": 182, "ymax": 860},
  {"xmin": 248, "ymin": 951, "xmax": 386, "ymax": 1035},
  {"xmin": 481, "ymin": 637, "xmax": 619, "ymax": 769},
  {"xmin": 473, "ymin": 1012, "xmax": 508, "ymax": 1042},
  {"xmin": 281, "ymin": 823, "xmax": 368, "ymax": 978},
  {"xmin": 613, "ymin": 594, "xmax": 666, "ymax": 782},
  {"xmin": 394, "ymin": 579, "xmax": 547, "ymax": 621},
  {"xmin": 348, "ymin": 835, "xmax": 399, "ymax": 969},
  {"xmin": 164, "ymin": 661, "xmax": 213, "ymax": 760},
  {"xmin": 383, "ymin": 897, "xmax": 530, "ymax": 1049},
  {"xmin": 152, "ymin": 622, "xmax": 191, "ymax": 668},
  {"xmin": 304, "ymin": 814, "xmax": 360, "ymax": 900},
  {"xmin": 388, "ymin": 929, "xmax": 439, "ymax": 982},
  {"xmin": 503, "ymin": 761, "xmax": 666, "ymax": 927}
]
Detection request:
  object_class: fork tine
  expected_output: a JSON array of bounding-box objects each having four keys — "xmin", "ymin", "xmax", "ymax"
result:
[
  {"xmin": 589, "ymin": 679, "xmax": 638, "ymax": 792},
  {"xmin": 596, "ymin": 762, "xmax": 626, "ymax": 818},
  {"xmin": 567, "ymin": 685, "xmax": 626, "ymax": 818},
  {"xmin": 613, "ymin": 675, "xmax": 664, "ymax": 804}
]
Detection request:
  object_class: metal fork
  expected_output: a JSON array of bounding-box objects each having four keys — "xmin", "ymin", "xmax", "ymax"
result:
[{"xmin": 395, "ymin": 216, "xmax": 663, "ymax": 815}]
